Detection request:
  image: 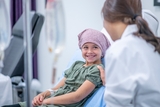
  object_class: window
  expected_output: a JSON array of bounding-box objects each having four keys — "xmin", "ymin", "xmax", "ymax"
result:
[{"xmin": 154, "ymin": 0, "xmax": 160, "ymax": 6}]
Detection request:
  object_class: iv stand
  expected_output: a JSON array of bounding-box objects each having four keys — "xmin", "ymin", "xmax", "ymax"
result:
[{"xmin": 23, "ymin": 0, "xmax": 33, "ymax": 107}]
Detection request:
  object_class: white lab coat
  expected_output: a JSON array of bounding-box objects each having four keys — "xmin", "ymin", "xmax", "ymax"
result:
[{"xmin": 104, "ymin": 25, "xmax": 160, "ymax": 107}]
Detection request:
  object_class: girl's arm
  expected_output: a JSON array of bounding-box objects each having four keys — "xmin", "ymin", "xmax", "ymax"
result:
[
  {"xmin": 42, "ymin": 80, "xmax": 95, "ymax": 105},
  {"xmin": 42, "ymin": 77, "xmax": 66, "ymax": 97}
]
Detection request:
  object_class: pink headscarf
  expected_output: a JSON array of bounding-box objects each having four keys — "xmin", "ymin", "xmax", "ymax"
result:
[{"xmin": 78, "ymin": 28, "xmax": 110, "ymax": 57}]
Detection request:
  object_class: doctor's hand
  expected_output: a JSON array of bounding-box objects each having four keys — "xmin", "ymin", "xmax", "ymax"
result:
[
  {"xmin": 97, "ymin": 65, "xmax": 106, "ymax": 86},
  {"xmin": 32, "ymin": 92, "xmax": 46, "ymax": 106}
]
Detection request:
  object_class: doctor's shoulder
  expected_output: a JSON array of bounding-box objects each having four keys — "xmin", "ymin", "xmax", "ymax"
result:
[{"xmin": 105, "ymin": 38, "xmax": 138, "ymax": 59}]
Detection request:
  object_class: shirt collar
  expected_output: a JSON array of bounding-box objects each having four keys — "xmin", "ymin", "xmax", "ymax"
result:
[{"xmin": 121, "ymin": 24, "xmax": 138, "ymax": 39}]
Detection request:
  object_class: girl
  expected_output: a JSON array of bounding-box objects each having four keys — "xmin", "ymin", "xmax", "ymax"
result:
[
  {"xmin": 3, "ymin": 28, "xmax": 110, "ymax": 107},
  {"xmin": 102, "ymin": 0, "xmax": 160, "ymax": 107},
  {"xmin": 31, "ymin": 28, "xmax": 110, "ymax": 107}
]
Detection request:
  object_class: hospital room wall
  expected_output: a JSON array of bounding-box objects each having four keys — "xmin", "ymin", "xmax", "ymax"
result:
[
  {"xmin": 39, "ymin": 0, "xmax": 160, "ymax": 90},
  {"xmin": 1, "ymin": 0, "xmax": 106, "ymax": 91},
  {"xmin": 2, "ymin": 0, "xmax": 160, "ymax": 92},
  {"xmin": 54, "ymin": 0, "xmax": 160, "ymax": 92},
  {"xmin": 55, "ymin": 0, "xmax": 160, "ymax": 91}
]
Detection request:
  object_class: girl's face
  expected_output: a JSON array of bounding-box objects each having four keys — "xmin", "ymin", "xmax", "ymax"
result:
[{"xmin": 81, "ymin": 42, "xmax": 102, "ymax": 66}]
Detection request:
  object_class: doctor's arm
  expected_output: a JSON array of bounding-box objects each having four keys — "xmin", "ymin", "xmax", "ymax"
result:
[{"xmin": 97, "ymin": 65, "xmax": 106, "ymax": 85}]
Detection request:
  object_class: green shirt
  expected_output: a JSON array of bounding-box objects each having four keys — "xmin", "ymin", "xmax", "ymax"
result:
[
  {"xmin": 19, "ymin": 61, "xmax": 103, "ymax": 107},
  {"xmin": 53, "ymin": 61, "xmax": 103, "ymax": 107}
]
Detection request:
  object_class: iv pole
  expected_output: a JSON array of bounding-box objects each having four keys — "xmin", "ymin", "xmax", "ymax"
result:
[{"xmin": 23, "ymin": 0, "xmax": 33, "ymax": 106}]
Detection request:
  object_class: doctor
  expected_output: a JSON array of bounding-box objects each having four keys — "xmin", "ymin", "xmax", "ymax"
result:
[{"xmin": 102, "ymin": 0, "xmax": 160, "ymax": 107}]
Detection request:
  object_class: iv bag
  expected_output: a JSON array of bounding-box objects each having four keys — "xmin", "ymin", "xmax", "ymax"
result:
[
  {"xmin": 0, "ymin": 0, "xmax": 11, "ymax": 51},
  {"xmin": 45, "ymin": 0, "xmax": 65, "ymax": 55}
]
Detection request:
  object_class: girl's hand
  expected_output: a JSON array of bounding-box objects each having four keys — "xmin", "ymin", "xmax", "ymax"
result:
[
  {"xmin": 32, "ymin": 93, "xmax": 45, "ymax": 106},
  {"xmin": 97, "ymin": 65, "xmax": 106, "ymax": 85}
]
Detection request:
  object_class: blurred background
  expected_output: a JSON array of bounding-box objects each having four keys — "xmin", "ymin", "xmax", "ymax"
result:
[{"xmin": 2, "ymin": 0, "xmax": 160, "ymax": 92}]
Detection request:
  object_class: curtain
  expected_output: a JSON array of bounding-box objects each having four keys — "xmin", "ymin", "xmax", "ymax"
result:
[
  {"xmin": 10, "ymin": 0, "xmax": 38, "ymax": 79},
  {"xmin": 10, "ymin": 0, "xmax": 23, "ymax": 28}
]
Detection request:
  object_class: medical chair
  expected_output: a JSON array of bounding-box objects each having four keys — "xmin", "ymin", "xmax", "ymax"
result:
[
  {"xmin": 1, "ymin": 11, "xmax": 44, "ymax": 103},
  {"xmin": 142, "ymin": 9, "xmax": 159, "ymax": 36}
]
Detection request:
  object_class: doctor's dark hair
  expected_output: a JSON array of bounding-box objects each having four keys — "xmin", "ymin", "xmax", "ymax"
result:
[{"xmin": 102, "ymin": 0, "xmax": 160, "ymax": 54}]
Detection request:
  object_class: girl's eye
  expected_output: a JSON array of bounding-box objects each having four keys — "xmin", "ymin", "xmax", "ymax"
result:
[
  {"xmin": 83, "ymin": 46, "xmax": 88, "ymax": 49},
  {"xmin": 93, "ymin": 46, "xmax": 98, "ymax": 49}
]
